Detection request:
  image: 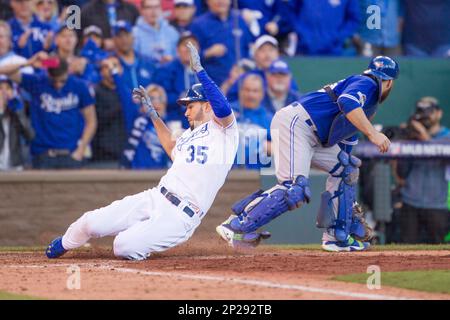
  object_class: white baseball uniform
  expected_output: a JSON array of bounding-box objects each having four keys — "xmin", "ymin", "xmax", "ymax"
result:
[{"xmin": 61, "ymin": 118, "xmax": 239, "ymax": 260}]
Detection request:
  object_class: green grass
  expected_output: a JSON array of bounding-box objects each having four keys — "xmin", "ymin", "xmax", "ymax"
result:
[
  {"xmin": 334, "ymin": 270, "xmax": 450, "ymax": 294},
  {"xmin": 267, "ymin": 243, "xmax": 450, "ymax": 251},
  {"xmin": 0, "ymin": 290, "xmax": 44, "ymax": 300}
]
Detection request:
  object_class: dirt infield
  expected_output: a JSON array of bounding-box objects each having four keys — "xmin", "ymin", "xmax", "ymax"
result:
[{"xmin": 0, "ymin": 241, "xmax": 449, "ymax": 300}]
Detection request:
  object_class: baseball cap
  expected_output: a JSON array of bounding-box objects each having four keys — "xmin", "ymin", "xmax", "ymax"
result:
[
  {"xmin": 415, "ymin": 97, "xmax": 440, "ymax": 113},
  {"xmin": 253, "ymin": 35, "xmax": 278, "ymax": 52},
  {"xmin": 268, "ymin": 59, "xmax": 291, "ymax": 75},
  {"xmin": 113, "ymin": 20, "xmax": 132, "ymax": 36},
  {"xmin": 174, "ymin": 0, "xmax": 194, "ymax": 6},
  {"xmin": 83, "ymin": 25, "xmax": 103, "ymax": 38}
]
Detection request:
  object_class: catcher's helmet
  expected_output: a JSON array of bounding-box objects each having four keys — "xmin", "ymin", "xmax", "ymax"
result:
[
  {"xmin": 364, "ymin": 56, "xmax": 399, "ymax": 80},
  {"xmin": 177, "ymin": 83, "xmax": 208, "ymax": 106}
]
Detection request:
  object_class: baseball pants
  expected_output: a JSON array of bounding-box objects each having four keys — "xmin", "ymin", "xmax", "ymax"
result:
[
  {"xmin": 271, "ymin": 103, "xmax": 347, "ymax": 212},
  {"xmin": 61, "ymin": 187, "xmax": 201, "ymax": 260}
]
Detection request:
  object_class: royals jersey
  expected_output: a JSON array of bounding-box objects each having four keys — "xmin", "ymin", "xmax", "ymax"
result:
[{"xmin": 159, "ymin": 118, "xmax": 239, "ymax": 215}]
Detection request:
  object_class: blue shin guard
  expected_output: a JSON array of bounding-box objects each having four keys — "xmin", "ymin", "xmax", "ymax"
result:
[
  {"xmin": 229, "ymin": 176, "xmax": 311, "ymax": 234},
  {"xmin": 316, "ymin": 151, "xmax": 366, "ymax": 242}
]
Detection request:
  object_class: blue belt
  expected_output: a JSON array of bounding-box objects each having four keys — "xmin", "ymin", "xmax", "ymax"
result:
[{"xmin": 160, "ymin": 186, "xmax": 197, "ymax": 218}]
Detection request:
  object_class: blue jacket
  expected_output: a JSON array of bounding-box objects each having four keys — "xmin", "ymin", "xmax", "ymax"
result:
[
  {"xmin": 190, "ymin": 11, "xmax": 253, "ymax": 86},
  {"xmin": 400, "ymin": 127, "xmax": 450, "ymax": 210},
  {"xmin": 9, "ymin": 15, "xmax": 53, "ymax": 58},
  {"xmin": 288, "ymin": 0, "xmax": 361, "ymax": 55},
  {"xmin": 133, "ymin": 17, "xmax": 179, "ymax": 62},
  {"xmin": 114, "ymin": 53, "xmax": 156, "ymax": 133},
  {"xmin": 151, "ymin": 58, "xmax": 197, "ymax": 127},
  {"xmin": 299, "ymin": 74, "xmax": 381, "ymax": 147}
]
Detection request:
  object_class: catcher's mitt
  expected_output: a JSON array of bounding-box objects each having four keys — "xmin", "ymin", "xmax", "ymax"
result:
[{"xmin": 352, "ymin": 203, "xmax": 374, "ymax": 242}]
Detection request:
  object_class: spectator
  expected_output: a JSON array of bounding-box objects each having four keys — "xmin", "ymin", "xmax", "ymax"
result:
[
  {"xmin": 190, "ymin": 0, "xmax": 253, "ymax": 86},
  {"xmin": 225, "ymin": 35, "xmax": 298, "ymax": 102},
  {"xmin": 151, "ymin": 31, "xmax": 199, "ymax": 127},
  {"xmin": 263, "ymin": 59, "xmax": 301, "ymax": 114},
  {"xmin": 357, "ymin": 0, "xmax": 403, "ymax": 57},
  {"xmin": 111, "ymin": 20, "xmax": 155, "ymax": 132},
  {"xmin": 396, "ymin": 97, "xmax": 450, "ymax": 243},
  {"xmin": 232, "ymin": 73, "xmax": 272, "ymax": 170},
  {"xmin": 54, "ymin": 25, "xmax": 100, "ymax": 84},
  {"xmin": 0, "ymin": 52, "xmax": 97, "ymax": 169},
  {"xmin": 9, "ymin": 0, "xmax": 54, "ymax": 58},
  {"xmin": 133, "ymin": 0, "xmax": 179, "ymax": 64},
  {"xmin": 91, "ymin": 57, "xmax": 126, "ymax": 165},
  {"xmin": 170, "ymin": 0, "xmax": 196, "ymax": 33},
  {"xmin": 238, "ymin": 0, "xmax": 290, "ymax": 39},
  {"xmin": 403, "ymin": 0, "xmax": 450, "ymax": 57},
  {"xmin": 0, "ymin": 75, "xmax": 34, "ymax": 170},
  {"xmin": 121, "ymin": 84, "xmax": 171, "ymax": 169},
  {"xmin": 287, "ymin": 0, "xmax": 360, "ymax": 55},
  {"xmin": 33, "ymin": 0, "xmax": 62, "ymax": 32},
  {"xmin": 80, "ymin": 0, "xmax": 139, "ymax": 51},
  {"xmin": 0, "ymin": 20, "xmax": 34, "ymax": 74},
  {"xmin": 80, "ymin": 25, "xmax": 110, "ymax": 67}
]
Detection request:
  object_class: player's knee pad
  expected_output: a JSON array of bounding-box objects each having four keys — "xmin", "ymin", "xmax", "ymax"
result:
[
  {"xmin": 229, "ymin": 176, "xmax": 311, "ymax": 233},
  {"xmin": 316, "ymin": 151, "xmax": 364, "ymax": 242}
]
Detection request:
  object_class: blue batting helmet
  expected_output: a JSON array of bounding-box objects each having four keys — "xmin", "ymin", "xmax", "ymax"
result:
[
  {"xmin": 177, "ymin": 83, "xmax": 208, "ymax": 106},
  {"xmin": 364, "ymin": 56, "xmax": 399, "ymax": 80}
]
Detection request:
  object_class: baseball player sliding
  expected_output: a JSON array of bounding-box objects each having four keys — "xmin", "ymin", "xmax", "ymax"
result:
[
  {"xmin": 217, "ymin": 56, "xmax": 400, "ymax": 252},
  {"xmin": 46, "ymin": 42, "xmax": 239, "ymax": 260}
]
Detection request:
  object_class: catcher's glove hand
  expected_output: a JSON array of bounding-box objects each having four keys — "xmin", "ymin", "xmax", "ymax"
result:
[
  {"xmin": 352, "ymin": 204, "xmax": 374, "ymax": 242},
  {"xmin": 132, "ymin": 85, "xmax": 159, "ymax": 120}
]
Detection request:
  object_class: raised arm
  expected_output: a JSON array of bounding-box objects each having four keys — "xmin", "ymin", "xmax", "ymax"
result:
[
  {"xmin": 132, "ymin": 86, "xmax": 176, "ymax": 160},
  {"xmin": 0, "ymin": 51, "xmax": 49, "ymax": 84},
  {"xmin": 186, "ymin": 42, "xmax": 235, "ymax": 128}
]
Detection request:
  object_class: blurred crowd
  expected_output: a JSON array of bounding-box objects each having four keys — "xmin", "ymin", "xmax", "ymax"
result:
[
  {"xmin": 0, "ymin": 0, "xmax": 448, "ymax": 171},
  {"xmin": 0, "ymin": 0, "xmax": 448, "ymax": 244}
]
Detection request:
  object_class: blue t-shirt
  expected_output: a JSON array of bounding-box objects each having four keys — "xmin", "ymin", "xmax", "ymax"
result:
[
  {"xmin": 21, "ymin": 73, "xmax": 95, "ymax": 155},
  {"xmin": 299, "ymin": 74, "xmax": 380, "ymax": 147},
  {"xmin": 9, "ymin": 15, "xmax": 53, "ymax": 58}
]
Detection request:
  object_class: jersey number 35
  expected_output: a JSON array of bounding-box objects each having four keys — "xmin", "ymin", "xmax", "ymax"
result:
[{"xmin": 186, "ymin": 145, "xmax": 209, "ymax": 164}]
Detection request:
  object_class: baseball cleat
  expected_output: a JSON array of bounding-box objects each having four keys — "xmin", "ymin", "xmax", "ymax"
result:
[
  {"xmin": 321, "ymin": 236, "xmax": 370, "ymax": 252},
  {"xmin": 216, "ymin": 216, "xmax": 271, "ymax": 249},
  {"xmin": 46, "ymin": 236, "xmax": 67, "ymax": 259}
]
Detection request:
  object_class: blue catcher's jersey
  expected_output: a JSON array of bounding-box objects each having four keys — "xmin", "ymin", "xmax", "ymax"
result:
[{"xmin": 299, "ymin": 74, "xmax": 381, "ymax": 147}]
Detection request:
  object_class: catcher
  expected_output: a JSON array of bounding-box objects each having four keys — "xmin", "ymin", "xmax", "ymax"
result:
[{"xmin": 217, "ymin": 56, "xmax": 399, "ymax": 252}]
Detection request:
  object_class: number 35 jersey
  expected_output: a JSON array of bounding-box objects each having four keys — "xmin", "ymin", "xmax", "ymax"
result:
[{"xmin": 159, "ymin": 118, "xmax": 239, "ymax": 215}]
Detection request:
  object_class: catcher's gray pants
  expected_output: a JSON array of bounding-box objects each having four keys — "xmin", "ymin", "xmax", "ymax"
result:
[{"xmin": 270, "ymin": 103, "xmax": 347, "ymax": 213}]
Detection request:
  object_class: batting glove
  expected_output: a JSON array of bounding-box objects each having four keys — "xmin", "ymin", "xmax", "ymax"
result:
[
  {"xmin": 132, "ymin": 85, "xmax": 159, "ymax": 120},
  {"xmin": 187, "ymin": 41, "xmax": 204, "ymax": 73}
]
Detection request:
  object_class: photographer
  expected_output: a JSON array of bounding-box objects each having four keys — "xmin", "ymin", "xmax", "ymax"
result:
[{"xmin": 395, "ymin": 97, "xmax": 450, "ymax": 244}]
